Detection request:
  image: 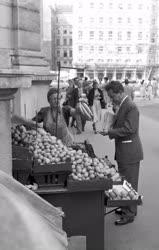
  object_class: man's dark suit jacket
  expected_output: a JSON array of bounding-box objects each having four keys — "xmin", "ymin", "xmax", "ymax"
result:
[{"xmin": 108, "ymin": 97, "xmax": 143, "ymax": 164}]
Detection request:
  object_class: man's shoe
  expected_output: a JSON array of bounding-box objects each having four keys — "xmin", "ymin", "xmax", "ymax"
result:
[{"xmin": 114, "ymin": 217, "xmax": 134, "ymax": 226}]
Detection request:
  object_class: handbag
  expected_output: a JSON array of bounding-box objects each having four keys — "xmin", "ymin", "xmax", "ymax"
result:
[{"xmin": 100, "ymin": 99, "xmax": 106, "ymax": 109}]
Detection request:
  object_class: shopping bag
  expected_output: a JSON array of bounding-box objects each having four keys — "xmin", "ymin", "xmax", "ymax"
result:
[{"xmin": 102, "ymin": 111, "xmax": 114, "ymax": 131}]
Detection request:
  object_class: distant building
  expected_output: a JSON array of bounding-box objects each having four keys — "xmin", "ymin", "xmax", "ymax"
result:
[
  {"xmin": 51, "ymin": 4, "xmax": 73, "ymax": 70},
  {"xmin": 51, "ymin": 0, "xmax": 159, "ymax": 80}
]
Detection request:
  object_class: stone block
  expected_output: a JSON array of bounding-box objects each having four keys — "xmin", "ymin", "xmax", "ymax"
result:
[
  {"xmin": 18, "ymin": 8, "xmax": 40, "ymax": 33},
  {"xmin": 0, "ymin": 4, "xmax": 12, "ymax": 28},
  {"xmin": 0, "ymin": 29, "xmax": 12, "ymax": 49},
  {"xmin": 15, "ymin": 30, "xmax": 40, "ymax": 51},
  {"xmin": 0, "ymin": 49, "xmax": 12, "ymax": 69},
  {"xmin": 13, "ymin": 0, "xmax": 40, "ymax": 12}
]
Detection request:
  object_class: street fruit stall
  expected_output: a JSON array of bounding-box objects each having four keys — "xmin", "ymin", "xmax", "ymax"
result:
[{"xmin": 11, "ymin": 125, "xmax": 143, "ymax": 250}]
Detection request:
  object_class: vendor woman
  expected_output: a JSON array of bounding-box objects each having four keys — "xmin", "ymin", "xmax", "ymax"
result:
[{"xmin": 12, "ymin": 88, "xmax": 74, "ymax": 146}]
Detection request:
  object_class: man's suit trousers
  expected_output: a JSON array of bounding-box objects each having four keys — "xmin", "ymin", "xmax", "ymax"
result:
[{"xmin": 117, "ymin": 162, "xmax": 140, "ymax": 217}]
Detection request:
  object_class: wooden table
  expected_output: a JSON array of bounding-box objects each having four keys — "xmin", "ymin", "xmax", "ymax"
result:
[{"xmin": 36, "ymin": 180, "xmax": 112, "ymax": 250}]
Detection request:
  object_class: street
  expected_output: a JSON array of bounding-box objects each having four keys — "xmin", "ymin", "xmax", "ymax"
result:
[{"xmin": 74, "ymin": 99, "xmax": 159, "ymax": 250}]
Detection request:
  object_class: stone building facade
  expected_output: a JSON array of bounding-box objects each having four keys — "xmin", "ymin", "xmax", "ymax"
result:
[{"xmin": 51, "ymin": 4, "xmax": 73, "ymax": 70}]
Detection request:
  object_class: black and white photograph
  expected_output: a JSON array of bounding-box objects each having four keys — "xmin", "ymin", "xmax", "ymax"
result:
[{"xmin": 0, "ymin": 0, "xmax": 159, "ymax": 249}]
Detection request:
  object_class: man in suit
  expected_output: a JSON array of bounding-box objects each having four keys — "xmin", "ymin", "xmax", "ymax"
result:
[{"xmin": 102, "ymin": 81, "xmax": 143, "ymax": 225}]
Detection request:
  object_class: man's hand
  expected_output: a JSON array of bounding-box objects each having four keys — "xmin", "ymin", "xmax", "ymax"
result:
[{"xmin": 98, "ymin": 131, "xmax": 109, "ymax": 136}]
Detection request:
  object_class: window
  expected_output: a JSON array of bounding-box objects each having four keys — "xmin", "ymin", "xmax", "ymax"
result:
[
  {"xmin": 109, "ymin": 17, "xmax": 113, "ymax": 24},
  {"xmin": 127, "ymin": 17, "xmax": 131, "ymax": 23},
  {"xmin": 57, "ymin": 29, "xmax": 60, "ymax": 35},
  {"xmin": 90, "ymin": 31, "xmax": 94, "ymax": 40},
  {"xmin": 78, "ymin": 31, "xmax": 83, "ymax": 39},
  {"xmin": 57, "ymin": 50, "xmax": 60, "ymax": 57},
  {"xmin": 99, "ymin": 46, "xmax": 103, "ymax": 53},
  {"xmin": 138, "ymin": 4, "xmax": 143, "ymax": 9},
  {"xmin": 78, "ymin": 46, "xmax": 83, "ymax": 53},
  {"xmin": 118, "ymin": 3, "xmax": 123, "ymax": 9},
  {"xmin": 138, "ymin": 18, "xmax": 142, "ymax": 24},
  {"xmin": 127, "ymin": 31, "xmax": 131, "ymax": 40},
  {"xmin": 63, "ymin": 51, "xmax": 67, "ymax": 57},
  {"xmin": 118, "ymin": 17, "xmax": 122, "ymax": 23},
  {"xmin": 90, "ymin": 2, "xmax": 94, "ymax": 8},
  {"xmin": 137, "ymin": 46, "xmax": 143, "ymax": 53},
  {"xmin": 118, "ymin": 32, "xmax": 122, "ymax": 40},
  {"xmin": 108, "ymin": 31, "xmax": 113, "ymax": 40},
  {"xmin": 117, "ymin": 47, "xmax": 122, "ymax": 53},
  {"xmin": 151, "ymin": 33, "xmax": 156, "ymax": 43},
  {"xmin": 99, "ymin": 17, "xmax": 103, "ymax": 23},
  {"xmin": 79, "ymin": 2, "xmax": 82, "ymax": 8},
  {"xmin": 90, "ymin": 46, "xmax": 94, "ymax": 53},
  {"xmin": 69, "ymin": 50, "xmax": 72, "ymax": 57},
  {"xmin": 99, "ymin": 31, "xmax": 103, "ymax": 40},
  {"xmin": 56, "ymin": 39, "xmax": 60, "ymax": 46},
  {"xmin": 109, "ymin": 2, "xmax": 113, "ymax": 9},
  {"xmin": 69, "ymin": 30, "xmax": 72, "ymax": 35},
  {"xmin": 90, "ymin": 17, "xmax": 94, "ymax": 23},
  {"xmin": 69, "ymin": 38, "xmax": 72, "ymax": 46},
  {"xmin": 128, "ymin": 3, "xmax": 132, "ymax": 9},
  {"xmin": 99, "ymin": 3, "xmax": 104, "ymax": 9},
  {"xmin": 63, "ymin": 61, "xmax": 67, "ymax": 65},
  {"xmin": 125, "ymin": 59, "xmax": 131, "ymax": 63},
  {"xmin": 63, "ymin": 29, "xmax": 67, "ymax": 35},
  {"xmin": 127, "ymin": 47, "xmax": 130, "ymax": 53},
  {"xmin": 138, "ymin": 32, "xmax": 142, "ymax": 40},
  {"xmin": 63, "ymin": 38, "xmax": 67, "ymax": 46},
  {"xmin": 78, "ymin": 17, "xmax": 83, "ymax": 23}
]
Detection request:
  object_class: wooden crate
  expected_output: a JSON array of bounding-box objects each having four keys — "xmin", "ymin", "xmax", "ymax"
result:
[
  {"xmin": 105, "ymin": 195, "xmax": 143, "ymax": 207},
  {"xmin": 67, "ymin": 177, "xmax": 113, "ymax": 192},
  {"xmin": 32, "ymin": 161, "xmax": 72, "ymax": 188}
]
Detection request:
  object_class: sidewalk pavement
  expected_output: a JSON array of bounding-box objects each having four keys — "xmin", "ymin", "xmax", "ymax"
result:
[{"xmin": 134, "ymin": 97, "xmax": 159, "ymax": 107}]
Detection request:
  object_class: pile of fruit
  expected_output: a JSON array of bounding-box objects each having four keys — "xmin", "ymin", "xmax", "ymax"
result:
[
  {"xmin": 11, "ymin": 125, "xmax": 121, "ymax": 181},
  {"xmin": 105, "ymin": 181, "xmax": 140, "ymax": 200}
]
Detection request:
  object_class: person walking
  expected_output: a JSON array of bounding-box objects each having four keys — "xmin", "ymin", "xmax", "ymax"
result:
[
  {"xmin": 140, "ymin": 79, "xmax": 146, "ymax": 99},
  {"xmin": 87, "ymin": 80, "xmax": 105, "ymax": 133},
  {"xmin": 124, "ymin": 78, "xmax": 134, "ymax": 101},
  {"xmin": 101, "ymin": 81, "xmax": 143, "ymax": 225},
  {"xmin": 146, "ymin": 81, "xmax": 153, "ymax": 100}
]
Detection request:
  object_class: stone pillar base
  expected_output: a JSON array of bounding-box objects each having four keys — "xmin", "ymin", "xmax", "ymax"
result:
[{"xmin": 0, "ymin": 89, "xmax": 17, "ymax": 175}]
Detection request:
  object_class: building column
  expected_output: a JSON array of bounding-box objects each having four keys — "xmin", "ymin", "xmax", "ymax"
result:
[
  {"xmin": 94, "ymin": 70, "xmax": 98, "ymax": 80},
  {"xmin": 112, "ymin": 68, "xmax": 116, "ymax": 80},
  {"xmin": 122, "ymin": 69, "xmax": 126, "ymax": 80},
  {"xmin": 0, "ymin": 89, "xmax": 17, "ymax": 175},
  {"xmin": 104, "ymin": 68, "xmax": 107, "ymax": 77},
  {"xmin": 132, "ymin": 69, "xmax": 137, "ymax": 81}
]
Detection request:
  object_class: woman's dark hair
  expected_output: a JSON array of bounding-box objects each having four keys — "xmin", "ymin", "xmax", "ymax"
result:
[
  {"xmin": 105, "ymin": 81, "xmax": 124, "ymax": 93},
  {"xmin": 125, "ymin": 78, "xmax": 129, "ymax": 85}
]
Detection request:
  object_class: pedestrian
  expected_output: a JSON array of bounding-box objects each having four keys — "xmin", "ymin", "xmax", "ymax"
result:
[
  {"xmin": 69, "ymin": 79, "xmax": 86, "ymax": 134},
  {"xmin": 140, "ymin": 79, "xmax": 146, "ymax": 99},
  {"xmin": 100, "ymin": 81, "xmax": 143, "ymax": 225},
  {"xmin": 151, "ymin": 77, "xmax": 158, "ymax": 98},
  {"xmin": 124, "ymin": 78, "xmax": 134, "ymax": 101},
  {"xmin": 146, "ymin": 81, "xmax": 153, "ymax": 100},
  {"xmin": 87, "ymin": 80, "xmax": 105, "ymax": 133},
  {"xmin": 101, "ymin": 77, "xmax": 111, "ymax": 107}
]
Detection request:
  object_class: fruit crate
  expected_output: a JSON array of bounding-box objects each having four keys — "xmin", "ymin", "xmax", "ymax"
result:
[
  {"xmin": 12, "ymin": 145, "xmax": 33, "ymax": 185},
  {"xmin": 12, "ymin": 145, "xmax": 32, "ymax": 161},
  {"xmin": 67, "ymin": 177, "xmax": 113, "ymax": 192},
  {"xmin": 32, "ymin": 160, "xmax": 72, "ymax": 188},
  {"xmin": 105, "ymin": 195, "xmax": 143, "ymax": 207}
]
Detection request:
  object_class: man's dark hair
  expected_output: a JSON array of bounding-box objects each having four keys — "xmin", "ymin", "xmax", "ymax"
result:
[
  {"xmin": 125, "ymin": 78, "xmax": 129, "ymax": 85},
  {"xmin": 105, "ymin": 81, "xmax": 124, "ymax": 93},
  {"xmin": 104, "ymin": 76, "xmax": 109, "ymax": 81}
]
